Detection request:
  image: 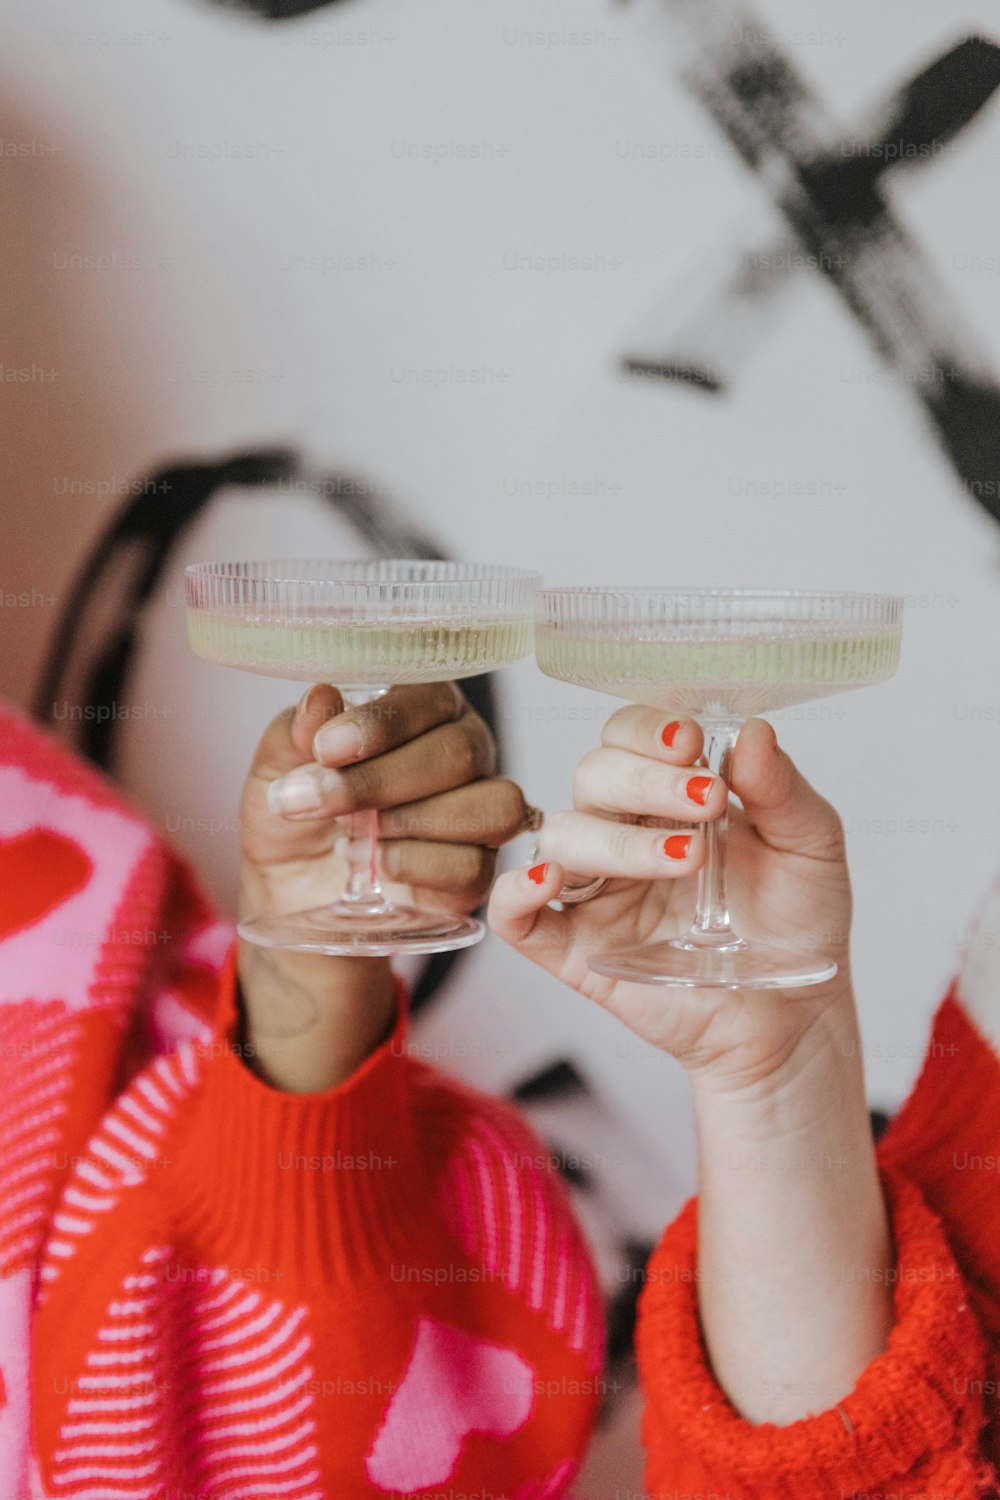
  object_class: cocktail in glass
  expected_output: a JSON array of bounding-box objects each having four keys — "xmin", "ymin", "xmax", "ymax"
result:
[
  {"xmin": 535, "ymin": 588, "xmax": 902, "ymax": 988},
  {"xmin": 186, "ymin": 560, "xmax": 539, "ymax": 956}
]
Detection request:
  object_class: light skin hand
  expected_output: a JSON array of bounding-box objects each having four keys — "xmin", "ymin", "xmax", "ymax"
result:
[
  {"xmin": 489, "ymin": 712, "xmax": 892, "ymax": 1423},
  {"xmin": 238, "ymin": 682, "xmax": 529, "ymax": 1094}
]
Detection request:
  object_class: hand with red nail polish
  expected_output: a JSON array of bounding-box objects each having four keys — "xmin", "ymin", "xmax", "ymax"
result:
[
  {"xmin": 492, "ymin": 712, "xmax": 899, "ymax": 1441},
  {"xmin": 490, "ymin": 712, "xmax": 854, "ymax": 1090}
]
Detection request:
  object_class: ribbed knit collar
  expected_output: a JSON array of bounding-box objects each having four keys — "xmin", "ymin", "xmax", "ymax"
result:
[{"xmin": 172, "ymin": 948, "xmax": 430, "ymax": 1287}]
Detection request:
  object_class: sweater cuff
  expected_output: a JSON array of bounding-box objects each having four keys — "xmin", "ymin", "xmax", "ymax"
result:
[
  {"xmin": 171, "ymin": 946, "xmax": 426, "ymax": 1285},
  {"xmin": 637, "ymin": 1169, "xmax": 987, "ymax": 1499}
]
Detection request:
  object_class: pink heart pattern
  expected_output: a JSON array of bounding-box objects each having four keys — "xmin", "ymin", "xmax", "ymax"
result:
[
  {"xmin": 0, "ymin": 766, "xmax": 151, "ymax": 1012},
  {"xmin": 366, "ymin": 1318, "xmax": 534, "ymax": 1491}
]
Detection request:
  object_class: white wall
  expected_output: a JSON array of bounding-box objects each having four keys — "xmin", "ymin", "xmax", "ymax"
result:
[{"xmin": 4, "ymin": 0, "xmax": 1000, "ymax": 1316}]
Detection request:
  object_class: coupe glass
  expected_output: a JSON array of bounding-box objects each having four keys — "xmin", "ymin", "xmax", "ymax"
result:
[
  {"xmin": 186, "ymin": 560, "xmax": 540, "ymax": 955},
  {"xmin": 536, "ymin": 588, "xmax": 903, "ymax": 988}
]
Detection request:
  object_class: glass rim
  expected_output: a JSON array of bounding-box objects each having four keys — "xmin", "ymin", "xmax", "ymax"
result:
[
  {"xmin": 537, "ymin": 587, "xmax": 903, "ymax": 605},
  {"xmin": 185, "ymin": 560, "xmax": 541, "ymax": 591}
]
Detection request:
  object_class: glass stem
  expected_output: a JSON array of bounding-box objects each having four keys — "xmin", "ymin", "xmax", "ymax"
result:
[
  {"xmin": 338, "ymin": 688, "xmax": 391, "ymax": 916},
  {"xmin": 688, "ymin": 722, "xmax": 741, "ymax": 947}
]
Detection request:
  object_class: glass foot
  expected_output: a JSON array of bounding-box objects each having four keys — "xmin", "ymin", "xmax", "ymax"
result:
[
  {"xmin": 238, "ymin": 901, "xmax": 485, "ymax": 957},
  {"xmin": 588, "ymin": 935, "xmax": 838, "ymax": 989}
]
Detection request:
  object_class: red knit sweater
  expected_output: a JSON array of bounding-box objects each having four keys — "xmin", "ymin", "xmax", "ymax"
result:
[{"xmin": 0, "ymin": 707, "xmax": 603, "ymax": 1497}]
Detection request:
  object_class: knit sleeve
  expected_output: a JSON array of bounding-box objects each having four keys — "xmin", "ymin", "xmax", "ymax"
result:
[
  {"xmin": 636, "ymin": 1169, "xmax": 993, "ymax": 1500},
  {"xmin": 877, "ymin": 988, "xmax": 1000, "ymax": 1468},
  {"xmin": 880, "ymin": 991, "xmax": 1000, "ymax": 1317}
]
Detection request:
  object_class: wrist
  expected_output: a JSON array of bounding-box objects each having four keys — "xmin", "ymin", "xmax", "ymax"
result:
[
  {"xmin": 237, "ymin": 941, "xmax": 397, "ymax": 1094},
  {"xmin": 687, "ymin": 980, "xmax": 864, "ymax": 1122},
  {"xmin": 689, "ymin": 984, "xmax": 880, "ymax": 1210},
  {"xmin": 690, "ymin": 980, "xmax": 893, "ymax": 1423}
]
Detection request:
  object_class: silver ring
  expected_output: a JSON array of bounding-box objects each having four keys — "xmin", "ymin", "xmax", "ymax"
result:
[
  {"xmin": 529, "ymin": 839, "xmax": 609, "ymax": 906},
  {"xmin": 521, "ymin": 803, "xmax": 544, "ymax": 835}
]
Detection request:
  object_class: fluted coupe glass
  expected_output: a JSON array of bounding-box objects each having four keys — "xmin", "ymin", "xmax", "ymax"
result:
[
  {"xmin": 536, "ymin": 588, "xmax": 903, "ymax": 988},
  {"xmin": 186, "ymin": 560, "xmax": 540, "ymax": 955}
]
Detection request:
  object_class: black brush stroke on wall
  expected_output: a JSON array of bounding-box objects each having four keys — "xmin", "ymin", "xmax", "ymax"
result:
[
  {"xmin": 31, "ymin": 446, "xmax": 503, "ymax": 1017},
  {"xmin": 201, "ymin": 0, "xmax": 347, "ymax": 17},
  {"xmin": 511, "ymin": 1058, "xmax": 589, "ymax": 1105},
  {"xmin": 625, "ymin": 9, "xmax": 1000, "ymax": 522},
  {"xmin": 192, "ymin": 0, "xmax": 1000, "ymax": 514}
]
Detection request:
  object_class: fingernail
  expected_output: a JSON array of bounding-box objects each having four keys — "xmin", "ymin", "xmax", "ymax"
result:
[
  {"xmin": 661, "ymin": 721, "xmax": 682, "ymax": 748},
  {"xmin": 685, "ymin": 775, "xmax": 714, "ymax": 807},
  {"xmin": 294, "ymin": 684, "xmax": 322, "ymax": 726},
  {"xmin": 313, "ymin": 719, "xmax": 365, "ymax": 765},
  {"xmin": 528, "ymin": 863, "xmax": 549, "ymax": 885},
  {"xmin": 662, "ymin": 834, "xmax": 692, "ymax": 860},
  {"xmin": 267, "ymin": 767, "xmax": 341, "ymax": 815}
]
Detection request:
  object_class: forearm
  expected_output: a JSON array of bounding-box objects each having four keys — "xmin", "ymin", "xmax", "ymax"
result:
[
  {"xmin": 235, "ymin": 858, "xmax": 398, "ymax": 1093},
  {"xmin": 692, "ymin": 986, "xmax": 892, "ymax": 1424},
  {"xmin": 237, "ymin": 940, "xmax": 396, "ymax": 1094}
]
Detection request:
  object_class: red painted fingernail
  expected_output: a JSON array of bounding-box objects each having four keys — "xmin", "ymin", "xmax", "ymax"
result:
[
  {"xmin": 686, "ymin": 775, "xmax": 714, "ymax": 807},
  {"xmin": 661, "ymin": 721, "xmax": 682, "ymax": 748},
  {"xmin": 528, "ymin": 863, "xmax": 549, "ymax": 885},
  {"xmin": 662, "ymin": 835, "xmax": 692, "ymax": 860}
]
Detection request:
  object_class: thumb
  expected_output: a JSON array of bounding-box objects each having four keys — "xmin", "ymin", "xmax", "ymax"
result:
[
  {"xmin": 252, "ymin": 683, "xmax": 345, "ymax": 782},
  {"xmin": 729, "ymin": 718, "xmax": 845, "ymax": 861},
  {"xmin": 240, "ymin": 684, "xmax": 345, "ymax": 866}
]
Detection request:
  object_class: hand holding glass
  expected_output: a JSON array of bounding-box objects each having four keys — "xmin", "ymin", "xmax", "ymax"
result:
[
  {"xmin": 186, "ymin": 560, "xmax": 539, "ymax": 956},
  {"xmin": 535, "ymin": 588, "xmax": 902, "ymax": 988}
]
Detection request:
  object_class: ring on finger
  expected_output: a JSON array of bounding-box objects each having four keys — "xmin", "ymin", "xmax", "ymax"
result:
[
  {"xmin": 528, "ymin": 838, "xmax": 608, "ymax": 905},
  {"xmin": 520, "ymin": 803, "xmax": 545, "ymax": 835}
]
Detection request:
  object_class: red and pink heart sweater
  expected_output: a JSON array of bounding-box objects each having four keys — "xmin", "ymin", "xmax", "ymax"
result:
[{"xmin": 0, "ymin": 705, "xmax": 602, "ymax": 1497}]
